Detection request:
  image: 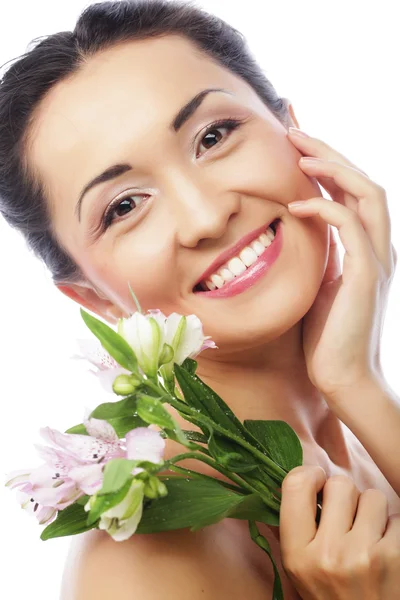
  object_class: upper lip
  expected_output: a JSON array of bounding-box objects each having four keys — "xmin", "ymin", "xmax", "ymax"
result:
[{"xmin": 193, "ymin": 217, "xmax": 279, "ymax": 288}]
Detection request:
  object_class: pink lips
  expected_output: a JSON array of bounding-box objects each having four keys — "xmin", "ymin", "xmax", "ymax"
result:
[{"xmin": 193, "ymin": 219, "xmax": 283, "ymax": 299}]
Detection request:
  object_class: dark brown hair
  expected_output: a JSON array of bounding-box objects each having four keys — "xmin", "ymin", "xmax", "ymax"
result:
[{"xmin": 0, "ymin": 0, "xmax": 290, "ymax": 284}]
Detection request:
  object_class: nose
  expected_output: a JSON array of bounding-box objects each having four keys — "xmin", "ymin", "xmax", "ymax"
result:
[{"xmin": 166, "ymin": 171, "xmax": 241, "ymax": 248}]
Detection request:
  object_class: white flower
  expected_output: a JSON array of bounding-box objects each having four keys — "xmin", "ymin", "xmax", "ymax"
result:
[
  {"xmin": 118, "ymin": 312, "xmax": 164, "ymax": 377},
  {"xmin": 88, "ymin": 479, "xmax": 145, "ymax": 542},
  {"xmin": 118, "ymin": 310, "xmax": 217, "ymax": 377}
]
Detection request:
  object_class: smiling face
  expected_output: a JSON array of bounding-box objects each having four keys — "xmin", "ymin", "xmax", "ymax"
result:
[{"xmin": 27, "ymin": 35, "xmax": 329, "ymax": 359}]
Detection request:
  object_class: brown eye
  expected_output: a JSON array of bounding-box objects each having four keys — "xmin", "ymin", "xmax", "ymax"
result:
[
  {"xmin": 115, "ymin": 197, "xmax": 136, "ymax": 217},
  {"xmin": 196, "ymin": 118, "xmax": 243, "ymax": 157},
  {"xmin": 103, "ymin": 193, "xmax": 149, "ymax": 229}
]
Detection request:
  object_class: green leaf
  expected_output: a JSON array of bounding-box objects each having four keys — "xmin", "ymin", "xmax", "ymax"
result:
[
  {"xmin": 65, "ymin": 423, "xmax": 88, "ymax": 435},
  {"xmin": 173, "ymin": 364, "xmax": 248, "ymax": 438},
  {"xmin": 76, "ymin": 495, "xmax": 90, "ymax": 506},
  {"xmin": 136, "ymin": 394, "xmax": 188, "ymax": 446},
  {"xmin": 137, "ymin": 477, "xmax": 279, "ymax": 534},
  {"xmin": 208, "ymin": 432, "xmax": 260, "ymax": 473},
  {"xmin": 249, "ymin": 521, "xmax": 283, "ymax": 600},
  {"xmin": 41, "ymin": 503, "xmax": 97, "ymax": 540},
  {"xmin": 99, "ymin": 458, "xmax": 139, "ymax": 495},
  {"xmin": 244, "ymin": 420, "xmax": 302, "ymax": 472},
  {"xmin": 90, "ymin": 395, "xmax": 139, "ymax": 420},
  {"xmin": 87, "ymin": 478, "xmax": 133, "ymax": 526},
  {"xmin": 180, "ymin": 357, "xmax": 198, "ymax": 374},
  {"xmin": 181, "ymin": 430, "xmax": 208, "ymax": 444},
  {"xmin": 106, "ymin": 415, "xmax": 147, "ymax": 438},
  {"xmin": 80, "ymin": 308, "xmax": 138, "ymax": 372},
  {"xmin": 229, "ymin": 494, "xmax": 279, "ymax": 526}
]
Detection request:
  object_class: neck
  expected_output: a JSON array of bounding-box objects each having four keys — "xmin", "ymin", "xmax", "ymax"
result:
[{"xmin": 195, "ymin": 320, "xmax": 352, "ymax": 472}]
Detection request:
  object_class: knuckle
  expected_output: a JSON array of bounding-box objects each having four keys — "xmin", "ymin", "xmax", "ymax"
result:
[
  {"xmin": 370, "ymin": 543, "xmax": 399, "ymax": 569},
  {"xmin": 374, "ymin": 182, "xmax": 387, "ymax": 197},
  {"xmin": 325, "ymin": 474, "xmax": 355, "ymax": 488},
  {"xmin": 283, "ymin": 465, "xmax": 325, "ymax": 490},
  {"xmin": 359, "ymin": 488, "xmax": 388, "ymax": 506},
  {"xmin": 317, "ymin": 553, "xmax": 340, "ymax": 576}
]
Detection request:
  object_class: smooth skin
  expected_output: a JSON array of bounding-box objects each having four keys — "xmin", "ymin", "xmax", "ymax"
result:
[{"xmin": 24, "ymin": 35, "xmax": 400, "ymax": 598}]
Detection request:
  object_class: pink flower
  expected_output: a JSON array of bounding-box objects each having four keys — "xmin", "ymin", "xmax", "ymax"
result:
[
  {"xmin": 5, "ymin": 418, "xmax": 125, "ymax": 517},
  {"xmin": 6, "ymin": 470, "xmax": 57, "ymax": 525},
  {"xmin": 125, "ymin": 427, "xmax": 166, "ymax": 473},
  {"xmin": 73, "ymin": 338, "xmax": 130, "ymax": 393},
  {"xmin": 6, "ymin": 420, "xmax": 166, "ymax": 530},
  {"xmin": 85, "ymin": 427, "xmax": 166, "ymax": 541}
]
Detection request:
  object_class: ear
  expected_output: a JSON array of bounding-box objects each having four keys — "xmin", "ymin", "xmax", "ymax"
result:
[
  {"xmin": 56, "ymin": 282, "xmax": 124, "ymax": 325},
  {"xmin": 284, "ymin": 98, "xmax": 301, "ymax": 129}
]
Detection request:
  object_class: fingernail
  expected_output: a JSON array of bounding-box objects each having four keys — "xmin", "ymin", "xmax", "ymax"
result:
[
  {"xmin": 299, "ymin": 157, "xmax": 323, "ymax": 164},
  {"xmin": 288, "ymin": 127, "xmax": 309, "ymax": 138},
  {"xmin": 288, "ymin": 201, "xmax": 307, "ymax": 209}
]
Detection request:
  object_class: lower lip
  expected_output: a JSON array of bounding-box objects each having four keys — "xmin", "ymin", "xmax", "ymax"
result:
[{"xmin": 194, "ymin": 219, "xmax": 283, "ymax": 299}]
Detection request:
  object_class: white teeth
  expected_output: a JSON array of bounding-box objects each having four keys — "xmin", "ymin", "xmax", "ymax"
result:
[
  {"xmin": 259, "ymin": 232, "xmax": 272, "ymax": 247},
  {"xmin": 266, "ymin": 226, "xmax": 275, "ymax": 241},
  {"xmin": 218, "ymin": 267, "xmax": 235, "ymax": 282},
  {"xmin": 250, "ymin": 240, "xmax": 265, "ymax": 256},
  {"xmin": 226, "ymin": 256, "xmax": 247, "ymax": 276},
  {"xmin": 239, "ymin": 246, "xmax": 258, "ymax": 267},
  {"xmin": 204, "ymin": 279, "xmax": 217, "ymax": 290},
  {"xmin": 210, "ymin": 273, "xmax": 224, "ymax": 289},
  {"xmin": 199, "ymin": 222, "xmax": 278, "ymax": 291}
]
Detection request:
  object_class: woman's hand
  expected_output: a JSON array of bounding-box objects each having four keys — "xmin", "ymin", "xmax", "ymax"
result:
[
  {"xmin": 286, "ymin": 128, "xmax": 397, "ymax": 402},
  {"xmin": 279, "ymin": 465, "xmax": 400, "ymax": 599}
]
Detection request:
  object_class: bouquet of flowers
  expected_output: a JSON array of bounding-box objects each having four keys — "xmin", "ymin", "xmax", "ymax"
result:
[{"xmin": 5, "ymin": 290, "xmax": 319, "ymax": 600}]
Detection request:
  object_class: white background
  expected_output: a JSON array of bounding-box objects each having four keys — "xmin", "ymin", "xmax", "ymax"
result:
[{"xmin": 1, "ymin": 0, "xmax": 399, "ymax": 598}]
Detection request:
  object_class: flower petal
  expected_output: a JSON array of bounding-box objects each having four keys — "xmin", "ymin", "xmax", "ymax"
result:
[
  {"xmin": 37, "ymin": 506, "xmax": 57, "ymax": 525},
  {"xmin": 69, "ymin": 463, "xmax": 104, "ymax": 495},
  {"xmin": 84, "ymin": 418, "xmax": 119, "ymax": 443},
  {"xmin": 29, "ymin": 464, "xmax": 60, "ymax": 487},
  {"xmin": 74, "ymin": 339, "xmax": 120, "ymax": 370},
  {"xmin": 5, "ymin": 469, "xmax": 32, "ymax": 488},
  {"xmin": 125, "ymin": 427, "xmax": 165, "ymax": 464},
  {"xmin": 102, "ymin": 501, "xmax": 144, "ymax": 542}
]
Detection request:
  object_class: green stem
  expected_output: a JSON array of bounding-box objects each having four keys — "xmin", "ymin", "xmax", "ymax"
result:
[
  {"xmin": 142, "ymin": 378, "xmax": 164, "ymax": 396},
  {"xmin": 167, "ymin": 465, "xmax": 245, "ymax": 494},
  {"xmin": 240, "ymin": 474, "xmax": 281, "ymax": 513},
  {"xmin": 249, "ymin": 521, "xmax": 283, "ymax": 600},
  {"xmin": 166, "ymin": 452, "xmax": 260, "ymax": 497},
  {"xmin": 167, "ymin": 397, "xmax": 287, "ymax": 482}
]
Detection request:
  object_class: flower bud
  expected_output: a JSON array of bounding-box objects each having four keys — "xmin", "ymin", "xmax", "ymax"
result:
[
  {"xmin": 158, "ymin": 343, "xmax": 174, "ymax": 367},
  {"xmin": 112, "ymin": 374, "xmax": 141, "ymax": 396},
  {"xmin": 143, "ymin": 476, "xmax": 168, "ymax": 499}
]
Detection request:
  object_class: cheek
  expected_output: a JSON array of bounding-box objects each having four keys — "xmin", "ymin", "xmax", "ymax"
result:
[
  {"xmin": 227, "ymin": 132, "xmax": 318, "ymax": 207},
  {"xmin": 91, "ymin": 233, "xmax": 178, "ymax": 313}
]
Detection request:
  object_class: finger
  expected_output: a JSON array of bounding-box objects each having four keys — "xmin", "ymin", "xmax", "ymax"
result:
[
  {"xmin": 315, "ymin": 475, "xmax": 360, "ymax": 541},
  {"xmin": 299, "ymin": 158, "xmax": 392, "ymax": 274},
  {"xmin": 280, "ymin": 465, "xmax": 327, "ymax": 556},
  {"xmin": 350, "ymin": 488, "xmax": 388, "ymax": 544},
  {"xmin": 379, "ymin": 513, "xmax": 400, "ymax": 549},
  {"xmin": 288, "ymin": 128, "xmax": 369, "ymax": 176},
  {"xmin": 322, "ymin": 225, "xmax": 342, "ymax": 283},
  {"xmin": 288, "ymin": 129, "xmax": 368, "ymax": 212},
  {"xmin": 288, "ymin": 197, "xmax": 380, "ymax": 281}
]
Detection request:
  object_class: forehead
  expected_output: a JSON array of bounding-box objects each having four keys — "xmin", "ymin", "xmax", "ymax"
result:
[{"xmin": 27, "ymin": 35, "xmax": 259, "ymax": 216}]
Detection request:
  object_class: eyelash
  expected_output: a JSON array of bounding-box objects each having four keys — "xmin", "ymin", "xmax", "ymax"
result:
[{"xmin": 100, "ymin": 117, "xmax": 245, "ymax": 230}]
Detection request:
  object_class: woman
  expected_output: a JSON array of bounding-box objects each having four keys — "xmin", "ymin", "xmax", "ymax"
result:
[{"xmin": 1, "ymin": 1, "xmax": 399, "ymax": 598}]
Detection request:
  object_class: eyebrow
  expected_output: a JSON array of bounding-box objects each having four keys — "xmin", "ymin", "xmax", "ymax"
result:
[{"xmin": 75, "ymin": 87, "xmax": 234, "ymax": 220}]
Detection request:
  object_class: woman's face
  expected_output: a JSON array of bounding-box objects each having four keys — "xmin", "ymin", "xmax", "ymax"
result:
[{"xmin": 28, "ymin": 35, "xmax": 328, "ymax": 356}]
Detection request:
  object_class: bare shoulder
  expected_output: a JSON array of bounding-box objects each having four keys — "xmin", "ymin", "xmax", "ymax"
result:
[{"xmin": 61, "ymin": 522, "xmax": 273, "ymax": 600}]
